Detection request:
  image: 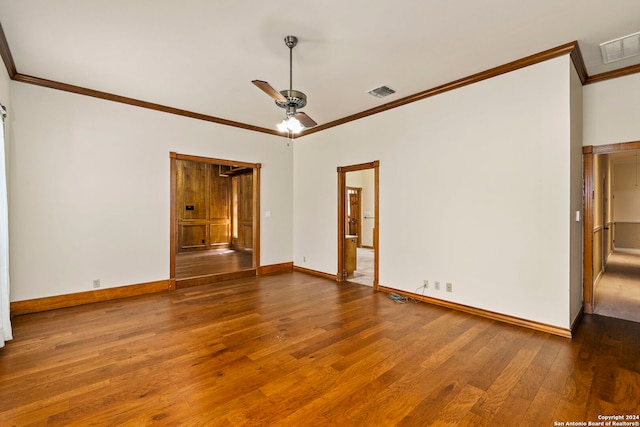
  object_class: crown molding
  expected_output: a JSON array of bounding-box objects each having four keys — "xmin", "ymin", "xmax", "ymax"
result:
[
  {"xmin": 0, "ymin": 21, "xmax": 17, "ymax": 78},
  {"xmin": 0, "ymin": 19, "xmax": 280, "ymax": 135},
  {"xmin": 301, "ymin": 42, "xmax": 582, "ymax": 136},
  {"xmin": 585, "ymin": 63, "xmax": 640, "ymax": 84},
  {"xmin": 0, "ymin": 21, "xmax": 636, "ymax": 137},
  {"xmin": 12, "ymin": 73, "xmax": 281, "ymax": 136},
  {"xmin": 570, "ymin": 42, "xmax": 588, "ymax": 84}
]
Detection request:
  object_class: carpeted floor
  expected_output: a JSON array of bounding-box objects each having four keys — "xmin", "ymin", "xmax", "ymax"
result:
[{"xmin": 594, "ymin": 249, "xmax": 640, "ymax": 323}]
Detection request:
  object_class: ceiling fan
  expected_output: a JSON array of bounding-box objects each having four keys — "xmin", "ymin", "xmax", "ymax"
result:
[{"xmin": 252, "ymin": 35, "xmax": 317, "ymax": 133}]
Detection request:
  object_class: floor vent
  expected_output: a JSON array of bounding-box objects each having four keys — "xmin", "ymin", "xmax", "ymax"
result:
[
  {"xmin": 600, "ymin": 31, "xmax": 640, "ymax": 64},
  {"xmin": 368, "ymin": 85, "xmax": 396, "ymax": 98}
]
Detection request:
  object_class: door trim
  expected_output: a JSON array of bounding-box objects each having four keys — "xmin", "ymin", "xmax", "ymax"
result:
[
  {"xmin": 170, "ymin": 152, "xmax": 261, "ymax": 289},
  {"xmin": 583, "ymin": 140, "xmax": 640, "ymax": 313},
  {"xmin": 337, "ymin": 161, "xmax": 379, "ymax": 289}
]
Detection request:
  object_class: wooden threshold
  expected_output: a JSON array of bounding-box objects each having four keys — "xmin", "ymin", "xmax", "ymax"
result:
[{"xmin": 175, "ymin": 270, "xmax": 257, "ymax": 289}]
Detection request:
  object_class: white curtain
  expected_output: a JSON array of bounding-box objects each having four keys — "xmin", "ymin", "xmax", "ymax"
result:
[{"xmin": 0, "ymin": 103, "xmax": 11, "ymax": 348}]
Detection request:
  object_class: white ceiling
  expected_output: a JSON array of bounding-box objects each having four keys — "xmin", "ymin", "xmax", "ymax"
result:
[{"xmin": 1, "ymin": 0, "xmax": 639, "ymax": 132}]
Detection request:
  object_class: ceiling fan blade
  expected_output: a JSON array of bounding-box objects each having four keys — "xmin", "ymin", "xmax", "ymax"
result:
[
  {"xmin": 252, "ymin": 80, "xmax": 287, "ymax": 103},
  {"xmin": 295, "ymin": 112, "xmax": 317, "ymax": 128}
]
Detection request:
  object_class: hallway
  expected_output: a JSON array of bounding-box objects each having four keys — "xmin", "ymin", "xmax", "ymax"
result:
[{"xmin": 594, "ymin": 249, "xmax": 640, "ymax": 323}]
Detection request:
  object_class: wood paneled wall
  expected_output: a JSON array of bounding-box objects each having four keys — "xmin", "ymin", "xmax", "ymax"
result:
[
  {"xmin": 176, "ymin": 159, "xmax": 254, "ymax": 253},
  {"xmin": 176, "ymin": 160, "xmax": 231, "ymax": 251}
]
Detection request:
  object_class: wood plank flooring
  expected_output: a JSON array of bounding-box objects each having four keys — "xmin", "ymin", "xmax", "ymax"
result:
[
  {"xmin": 594, "ymin": 250, "xmax": 640, "ymax": 323},
  {"xmin": 1, "ymin": 272, "xmax": 639, "ymax": 426}
]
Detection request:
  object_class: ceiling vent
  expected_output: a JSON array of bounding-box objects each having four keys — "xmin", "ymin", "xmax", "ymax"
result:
[
  {"xmin": 368, "ymin": 85, "xmax": 396, "ymax": 98},
  {"xmin": 600, "ymin": 32, "xmax": 640, "ymax": 64}
]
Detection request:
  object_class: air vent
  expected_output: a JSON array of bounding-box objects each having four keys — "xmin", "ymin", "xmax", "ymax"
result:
[
  {"xmin": 600, "ymin": 32, "xmax": 640, "ymax": 64},
  {"xmin": 368, "ymin": 85, "xmax": 396, "ymax": 98}
]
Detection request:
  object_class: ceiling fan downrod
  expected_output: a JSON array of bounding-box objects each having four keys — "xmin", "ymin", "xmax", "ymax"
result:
[
  {"xmin": 275, "ymin": 35, "xmax": 307, "ymax": 113},
  {"xmin": 284, "ymin": 35, "xmax": 297, "ymax": 91}
]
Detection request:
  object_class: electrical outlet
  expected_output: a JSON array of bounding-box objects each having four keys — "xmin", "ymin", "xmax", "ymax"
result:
[
  {"xmin": 435, "ymin": 281, "xmax": 440, "ymax": 290},
  {"xmin": 93, "ymin": 279, "xmax": 100, "ymax": 289},
  {"xmin": 446, "ymin": 282, "xmax": 453, "ymax": 292},
  {"xmin": 423, "ymin": 280, "xmax": 429, "ymax": 289},
  {"xmin": 303, "ymin": 256, "xmax": 306, "ymax": 263}
]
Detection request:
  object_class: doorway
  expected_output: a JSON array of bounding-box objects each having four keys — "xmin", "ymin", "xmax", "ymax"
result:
[
  {"xmin": 583, "ymin": 142, "xmax": 640, "ymax": 322},
  {"xmin": 337, "ymin": 161, "xmax": 379, "ymax": 288},
  {"xmin": 170, "ymin": 152, "xmax": 261, "ymax": 289}
]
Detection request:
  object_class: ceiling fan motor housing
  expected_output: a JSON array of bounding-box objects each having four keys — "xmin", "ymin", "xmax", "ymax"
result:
[
  {"xmin": 276, "ymin": 89, "xmax": 307, "ymax": 109},
  {"xmin": 284, "ymin": 35, "xmax": 298, "ymax": 49}
]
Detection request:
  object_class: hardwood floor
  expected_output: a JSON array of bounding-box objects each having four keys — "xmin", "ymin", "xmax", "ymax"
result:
[
  {"xmin": 1, "ymin": 272, "xmax": 639, "ymax": 426},
  {"xmin": 595, "ymin": 250, "xmax": 640, "ymax": 323}
]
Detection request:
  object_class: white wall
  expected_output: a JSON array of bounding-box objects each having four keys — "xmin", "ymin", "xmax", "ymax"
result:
[
  {"xmin": 9, "ymin": 82, "xmax": 292, "ymax": 301},
  {"xmin": 569, "ymin": 64, "xmax": 584, "ymax": 324},
  {"xmin": 584, "ymin": 73, "xmax": 640, "ymax": 147},
  {"xmin": 294, "ymin": 56, "xmax": 573, "ymax": 328}
]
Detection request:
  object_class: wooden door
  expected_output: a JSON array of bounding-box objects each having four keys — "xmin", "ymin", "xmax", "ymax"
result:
[
  {"xmin": 347, "ymin": 187, "xmax": 362, "ymax": 247},
  {"xmin": 232, "ymin": 172, "xmax": 253, "ymax": 251}
]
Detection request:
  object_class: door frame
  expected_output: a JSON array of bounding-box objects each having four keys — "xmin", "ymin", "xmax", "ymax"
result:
[
  {"xmin": 583, "ymin": 140, "xmax": 640, "ymax": 313},
  {"xmin": 337, "ymin": 161, "xmax": 379, "ymax": 289},
  {"xmin": 170, "ymin": 152, "xmax": 261, "ymax": 289}
]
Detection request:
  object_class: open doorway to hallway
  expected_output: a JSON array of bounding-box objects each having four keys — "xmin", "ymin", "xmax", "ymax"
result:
[
  {"xmin": 346, "ymin": 178, "xmax": 374, "ymax": 286},
  {"xmin": 586, "ymin": 146, "xmax": 640, "ymax": 323},
  {"xmin": 337, "ymin": 161, "xmax": 379, "ymax": 288}
]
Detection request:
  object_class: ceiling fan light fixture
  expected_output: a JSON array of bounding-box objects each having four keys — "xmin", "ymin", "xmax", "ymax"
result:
[{"xmin": 277, "ymin": 116, "xmax": 304, "ymax": 133}]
